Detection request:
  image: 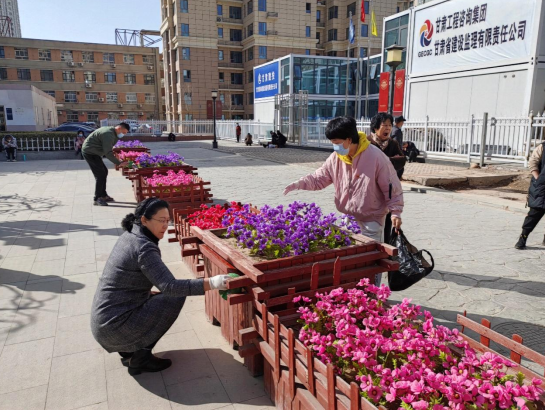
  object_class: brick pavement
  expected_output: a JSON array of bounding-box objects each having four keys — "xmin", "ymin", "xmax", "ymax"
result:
[{"xmin": 0, "ymin": 141, "xmax": 544, "ymax": 408}]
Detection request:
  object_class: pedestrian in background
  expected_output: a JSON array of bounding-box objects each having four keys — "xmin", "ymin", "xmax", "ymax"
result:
[
  {"xmin": 167, "ymin": 132, "xmax": 176, "ymax": 142},
  {"xmin": 369, "ymin": 112, "xmax": 407, "ymax": 243},
  {"xmin": 283, "ymin": 116, "xmax": 404, "ymax": 285},
  {"xmin": 82, "ymin": 122, "xmax": 130, "ymax": 207},
  {"xmin": 515, "ymin": 142, "xmax": 545, "ymax": 249},
  {"xmin": 277, "ymin": 130, "xmax": 287, "ymax": 148},
  {"xmin": 244, "ymin": 133, "xmax": 253, "ymax": 146},
  {"xmin": 2, "ymin": 134, "xmax": 17, "ymax": 162},
  {"xmin": 75, "ymin": 130, "xmax": 85, "ymax": 159},
  {"xmin": 391, "ymin": 115, "xmax": 406, "ymax": 147},
  {"xmin": 235, "ymin": 123, "xmax": 241, "ymax": 143}
]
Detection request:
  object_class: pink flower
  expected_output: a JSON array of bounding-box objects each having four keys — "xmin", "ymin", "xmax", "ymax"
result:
[
  {"xmin": 367, "ymin": 386, "xmax": 382, "ymax": 403},
  {"xmin": 411, "ymin": 400, "xmax": 429, "ymax": 410}
]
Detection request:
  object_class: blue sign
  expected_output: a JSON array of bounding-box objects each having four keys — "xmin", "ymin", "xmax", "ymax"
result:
[{"xmin": 254, "ymin": 61, "xmax": 280, "ymax": 100}]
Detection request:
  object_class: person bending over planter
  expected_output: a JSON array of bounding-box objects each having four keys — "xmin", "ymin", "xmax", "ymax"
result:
[
  {"xmin": 283, "ymin": 116, "xmax": 404, "ymax": 284},
  {"xmin": 91, "ymin": 198, "xmax": 230, "ymax": 376}
]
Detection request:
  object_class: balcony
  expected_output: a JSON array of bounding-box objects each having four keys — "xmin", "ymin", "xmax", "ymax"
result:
[
  {"xmin": 228, "ymin": 105, "xmax": 244, "ymax": 111},
  {"xmin": 217, "ymin": 16, "xmax": 243, "ymax": 24},
  {"xmin": 218, "ymin": 39, "xmax": 243, "ymax": 47},
  {"xmin": 317, "ymin": 1, "xmax": 326, "ymax": 6},
  {"xmin": 218, "ymin": 83, "xmax": 244, "ymax": 90},
  {"xmin": 266, "ymin": 11, "xmax": 279, "ymax": 18},
  {"xmin": 218, "ymin": 61, "xmax": 244, "ymax": 69},
  {"xmin": 316, "ymin": 43, "xmax": 325, "ymax": 50},
  {"xmin": 266, "ymin": 30, "xmax": 278, "ymax": 36},
  {"xmin": 317, "ymin": 21, "xmax": 325, "ymax": 28}
]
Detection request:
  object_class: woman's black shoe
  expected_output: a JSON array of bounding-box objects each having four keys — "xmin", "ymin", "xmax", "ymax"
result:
[
  {"xmin": 128, "ymin": 350, "xmax": 172, "ymax": 375},
  {"xmin": 515, "ymin": 234, "xmax": 528, "ymax": 250},
  {"xmin": 119, "ymin": 352, "xmax": 133, "ymax": 359}
]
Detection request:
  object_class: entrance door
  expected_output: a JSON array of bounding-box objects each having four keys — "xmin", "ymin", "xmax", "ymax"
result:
[{"xmin": 0, "ymin": 106, "xmax": 5, "ymax": 131}]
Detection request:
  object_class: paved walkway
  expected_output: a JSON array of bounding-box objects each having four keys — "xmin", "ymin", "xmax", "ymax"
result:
[{"xmin": 0, "ymin": 141, "xmax": 544, "ymax": 409}]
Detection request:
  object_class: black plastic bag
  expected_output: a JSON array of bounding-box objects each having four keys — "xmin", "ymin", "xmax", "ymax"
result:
[{"xmin": 387, "ymin": 229, "xmax": 434, "ymax": 291}]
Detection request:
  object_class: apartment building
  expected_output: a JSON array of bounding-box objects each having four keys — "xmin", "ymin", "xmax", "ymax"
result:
[
  {"xmin": 161, "ymin": 0, "xmax": 399, "ymax": 120},
  {"xmin": 0, "ymin": 37, "xmax": 163, "ymax": 125},
  {"xmin": 0, "ymin": 0, "xmax": 21, "ymax": 37}
]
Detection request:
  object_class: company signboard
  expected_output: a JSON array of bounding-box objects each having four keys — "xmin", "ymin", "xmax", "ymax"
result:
[
  {"xmin": 254, "ymin": 61, "xmax": 280, "ymax": 100},
  {"xmin": 411, "ymin": 0, "xmax": 537, "ymax": 76}
]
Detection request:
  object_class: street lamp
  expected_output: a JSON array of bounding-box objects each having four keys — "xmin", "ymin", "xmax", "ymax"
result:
[
  {"xmin": 385, "ymin": 44, "xmax": 404, "ymax": 115},
  {"xmin": 211, "ymin": 90, "xmax": 218, "ymax": 149}
]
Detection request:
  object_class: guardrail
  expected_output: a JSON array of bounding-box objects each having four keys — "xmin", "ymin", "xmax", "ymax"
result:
[{"xmin": 15, "ymin": 137, "xmax": 75, "ymax": 151}]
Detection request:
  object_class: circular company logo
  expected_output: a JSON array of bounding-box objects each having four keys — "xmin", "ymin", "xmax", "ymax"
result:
[{"xmin": 419, "ymin": 20, "xmax": 434, "ymax": 47}]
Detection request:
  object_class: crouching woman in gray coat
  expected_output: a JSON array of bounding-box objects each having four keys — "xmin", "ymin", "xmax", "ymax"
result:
[{"xmin": 91, "ymin": 198, "xmax": 230, "ymax": 375}]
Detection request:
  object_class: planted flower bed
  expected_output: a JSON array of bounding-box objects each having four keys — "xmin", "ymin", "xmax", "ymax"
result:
[
  {"xmin": 248, "ymin": 279, "xmax": 545, "ymax": 410},
  {"xmin": 184, "ymin": 202, "xmax": 397, "ymax": 376},
  {"xmin": 115, "ymin": 150, "xmax": 149, "ymax": 172},
  {"xmin": 113, "ymin": 140, "xmax": 148, "ymax": 151}
]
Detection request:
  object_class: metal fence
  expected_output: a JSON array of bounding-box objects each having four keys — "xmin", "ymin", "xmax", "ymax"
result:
[
  {"xmin": 98, "ymin": 113, "xmax": 545, "ymax": 165},
  {"xmin": 17, "ymin": 137, "xmax": 75, "ymax": 151}
]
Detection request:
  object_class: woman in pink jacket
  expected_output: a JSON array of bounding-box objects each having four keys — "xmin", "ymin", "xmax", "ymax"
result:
[{"xmin": 283, "ymin": 117, "xmax": 404, "ymax": 282}]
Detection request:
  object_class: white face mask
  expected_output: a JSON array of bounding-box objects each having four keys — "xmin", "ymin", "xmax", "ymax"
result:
[{"xmin": 117, "ymin": 133, "xmax": 125, "ymax": 138}]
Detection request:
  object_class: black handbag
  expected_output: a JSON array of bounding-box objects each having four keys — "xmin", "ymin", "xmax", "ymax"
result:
[{"xmin": 387, "ymin": 229, "xmax": 434, "ymax": 292}]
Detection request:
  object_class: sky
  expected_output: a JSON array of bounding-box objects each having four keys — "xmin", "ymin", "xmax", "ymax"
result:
[{"xmin": 19, "ymin": 0, "xmax": 162, "ymax": 48}]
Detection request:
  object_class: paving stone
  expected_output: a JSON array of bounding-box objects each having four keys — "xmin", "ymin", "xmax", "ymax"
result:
[
  {"xmin": 0, "ymin": 384, "xmax": 48, "ymax": 410},
  {"xmin": 167, "ymin": 375, "xmax": 231, "ymax": 410},
  {"xmin": 54, "ymin": 313, "xmax": 101, "ymax": 357},
  {"xmin": 0, "ymin": 337, "xmax": 54, "ymax": 395},
  {"xmin": 233, "ymin": 395, "xmax": 275, "ymax": 410},
  {"xmin": 4, "ymin": 305, "xmax": 59, "ymax": 346},
  {"xmin": 77, "ymin": 401, "xmax": 109, "ymax": 410},
  {"xmin": 46, "ymin": 348, "xmax": 107, "ymax": 410}
]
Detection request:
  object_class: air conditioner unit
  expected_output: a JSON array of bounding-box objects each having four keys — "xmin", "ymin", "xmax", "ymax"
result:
[
  {"xmin": 138, "ymin": 112, "xmax": 144, "ymax": 116},
  {"xmin": 68, "ymin": 61, "xmax": 75, "ymax": 67},
  {"xmin": 77, "ymin": 62, "xmax": 84, "ymax": 67},
  {"xmin": 99, "ymin": 97, "xmax": 105, "ymax": 102},
  {"xmin": 137, "ymin": 104, "xmax": 143, "ymax": 109},
  {"xmin": 217, "ymin": 16, "xmax": 223, "ymax": 22},
  {"xmin": 147, "ymin": 65, "xmax": 154, "ymax": 70},
  {"xmin": 111, "ymin": 63, "xmax": 117, "ymax": 68},
  {"xmin": 119, "ymin": 112, "xmax": 125, "ymax": 115},
  {"xmin": 118, "ymin": 103, "xmax": 123, "ymax": 108},
  {"xmin": 58, "ymin": 110, "xmax": 63, "ymax": 114},
  {"xmin": 85, "ymin": 83, "xmax": 92, "ymax": 88}
]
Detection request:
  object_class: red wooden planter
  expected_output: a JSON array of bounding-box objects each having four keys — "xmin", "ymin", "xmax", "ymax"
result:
[
  {"xmin": 113, "ymin": 147, "xmax": 150, "ymax": 171},
  {"xmin": 125, "ymin": 165, "xmax": 198, "ymax": 201}
]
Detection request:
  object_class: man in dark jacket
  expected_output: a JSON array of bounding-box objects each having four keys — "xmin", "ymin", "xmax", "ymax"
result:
[
  {"xmin": 235, "ymin": 123, "xmax": 241, "ymax": 143},
  {"xmin": 391, "ymin": 115, "xmax": 406, "ymax": 147},
  {"xmin": 82, "ymin": 122, "xmax": 130, "ymax": 206},
  {"xmin": 515, "ymin": 143, "xmax": 545, "ymax": 249}
]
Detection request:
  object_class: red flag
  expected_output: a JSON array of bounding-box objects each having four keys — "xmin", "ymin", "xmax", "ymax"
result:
[{"xmin": 361, "ymin": 0, "xmax": 366, "ymax": 22}]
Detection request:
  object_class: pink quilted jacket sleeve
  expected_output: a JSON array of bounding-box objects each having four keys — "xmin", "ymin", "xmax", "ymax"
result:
[{"xmin": 296, "ymin": 154, "xmax": 335, "ymax": 191}]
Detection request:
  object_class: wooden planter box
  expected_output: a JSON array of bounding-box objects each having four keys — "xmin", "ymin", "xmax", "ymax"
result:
[
  {"xmin": 125, "ymin": 165, "xmax": 198, "ymax": 201},
  {"xmin": 250, "ymin": 301, "xmax": 545, "ymax": 410},
  {"xmin": 113, "ymin": 147, "xmax": 150, "ymax": 171},
  {"xmin": 168, "ymin": 206, "xmax": 206, "ymax": 278}
]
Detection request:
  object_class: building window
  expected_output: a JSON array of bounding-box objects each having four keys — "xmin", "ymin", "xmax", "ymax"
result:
[
  {"xmin": 218, "ymin": 27, "xmax": 223, "ymax": 38},
  {"xmin": 125, "ymin": 73, "xmax": 136, "ymax": 84},
  {"xmin": 82, "ymin": 51, "xmax": 94, "ymax": 63},
  {"xmin": 231, "ymin": 51, "xmax": 243, "ymax": 63},
  {"xmin": 67, "ymin": 112, "xmax": 79, "ymax": 122},
  {"xmin": 230, "ymin": 29, "xmax": 242, "ymax": 41},
  {"xmin": 248, "ymin": 48, "xmax": 254, "ymax": 61},
  {"xmin": 217, "ymin": 4, "xmax": 222, "ymax": 15},
  {"xmin": 103, "ymin": 52, "xmax": 115, "ymax": 64},
  {"xmin": 108, "ymin": 112, "xmax": 119, "ymax": 120},
  {"xmin": 327, "ymin": 51, "xmax": 337, "ymax": 56},
  {"xmin": 61, "ymin": 50, "xmax": 73, "ymax": 62},
  {"xmin": 231, "ymin": 72, "xmax": 243, "ymax": 85},
  {"xmin": 229, "ymin": 6, "xmax": 242, "ymax": 19},
  {"xmin": 181, "ymin": 24, "xmax": 189, "ymax": 36},
  {"xmin": 123, "ymin": 54, "xmax": 135, "ymax": 65},
  {"xmin": 258, "ymin": 0, "xmax": 266, "ymax": 11},
  {"xmin": 145, "ymin": 93, "xmax": 156, "ymax": 103},
  {"xmin": 305, "ymin": 49, "xmax": 311, "ymax": 55},
  {"xmin": 82, "ymin": 71, "xmax": 95, "ymax": 83},
  {"xmin": 247, "ymin": 0, "xmax": 253, "ymax": 14},
  {"xmin": 181, "ymin": 0, "xmax": 188, "ymax": 13},
  {"xmin": 219, "ymin": 72, "xmax": 224, "ymax": 83},
  {"xmin": 64, "ymin": 91, "xmax": 77, "ymax": 103},
  {"xmin": 15, "ymin": 48, "xmax": 28, "ymax": 60},
  {"xmin": 364, "ymin": 1, "xmax": 369, "ymax": 14},
  {"xmin": 106, "ymin": 92, "xmax": 118, "ymax": 103},
  {"xmin": 104, "ymin": 72, "xmax": 117, "ymax": 83},
  {"xmin": 306, "ymin": 26, "xmax": 311, "ymax": 37},
  {"xmin": 184, "ymin": 92, "xmax": 192, "ymax": 105},
  {"xmin": 248, "ymin": 92, "xmax": 254, "ymax": 105},
  {"xmin": 0, "ymin": 68, "xmax": 8, "ymax": 80},
  {"xmin": 361, "ymin": 24, "xmax": 368, "ymax": 37},
  {"xmin": 258, "ymin": 46, "xmax": 267, "ymax": 59},
  {"xmin": 143, "ymin": 55, "xmax": 154, "ymax": 65},
  {"xmin": 258, "ymin": 22, "xmax": 267, "ymax": 35},
  {"xmin": 347, "ymin": 2, "xmax": 356, "ymax": 17},
  {"xmin": 40, "ymin": 70, "xmax": 54, "ymax": 82},
  {"xmin": 44, "ymin": 90, "xmax": 56, "ymax": 98},
  {"xmin": 306, "ymin": 3, "xmax": 311, "ymax": 13},
  {"xmin": 219, "ymin": 93, "xmax": 225, "ymax": 104},
  {"xmin": 87, "ymin": 112, "xmax": 99, "ymax": 123},
  {"xmin": 183, "ymin": 70, "xmax": 191, "ymax": 82},
  {"xmin": 39, "ymin": 49, "xmax": 51, "ymax": 61},
  {"xmin": 328, "ymin": 29, "xmax": 338, "ymax": 41},
  {"xmin": 0, "ymin": 47, "xmax": 4, "ymax": 59},
  {"xmin": 62, "ymin": 70, "xmax": 75, "ymax": 82},
  {"xmin": 248, "ymin": 70, "xmax": 253, "ymax": 83},
  {"xmin": 218, "ymin": 50, "xmax": 224, "ymax": 61},
  {"xmin": 86, "ymin": 92, "xmax": 98, "ymax": 102},
  {"xmin": 126, "ymin": 93, "xmax": 137, "ymax": 103},
  {"xmin": 231, "ymin": 94, "xmax": 243, "ymax": 106},
  {"xmin": 144, "ymin": 74, "xmax": 155, "ymax": 85},
  {"xmin": 316, "ymin": 10, "xmax": 321, "ymax": 22},
  {"xmin": 328, "ymin": 6, "xmax": 338, "ymax": 19},
  {"xmin": 247, "ymin": 23, "xmax": 254, "ymax": 36}
]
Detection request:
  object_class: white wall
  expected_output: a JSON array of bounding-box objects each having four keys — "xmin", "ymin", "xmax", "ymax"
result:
[
  {"xmin": 254, "ymin": 98, "xmax": 276, "ymax": 124},
  {"xmin": 0, "ymin": 86, "xmax": 57, "ymax": 131}
]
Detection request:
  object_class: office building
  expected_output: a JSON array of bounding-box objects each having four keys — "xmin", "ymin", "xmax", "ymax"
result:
[
  {"xmin": 0, "ymin": 0, "xmax": 21, "ymax": 37},
  {"xmin": 160, "ymin": 0, "xmax": 399, "ymax": 120},
  {"xmin": 0, "ymin": 37, "xmax": 163, "ymax": 125}
]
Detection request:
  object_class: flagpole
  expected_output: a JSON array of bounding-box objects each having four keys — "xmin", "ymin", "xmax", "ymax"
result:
[{"xmin": 344, "ymin": 11, "xmax": 352, "ymax": 117}]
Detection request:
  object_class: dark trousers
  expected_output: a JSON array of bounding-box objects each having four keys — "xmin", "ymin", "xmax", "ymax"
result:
[
  {"xmin": 384, "ymin": 212, "xmax": 392, "ymax": 244},
  {"xmin": 397, "ymin": 168, "xmax": 404, "ymax": 180},
  {"xmin": 522, "ymin": 207, "xmax": 545, "ymax": 235},
  {"xmin": 5, "ymin": 147, "xmax": 16, "ymax": 160},
  {"xmin": 83, "ymin": 153, "xmax": 108, "ymax": 201},
  {"xmin": 236, "ymin": 134, "xmax": 241, "ymax": 143}
]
